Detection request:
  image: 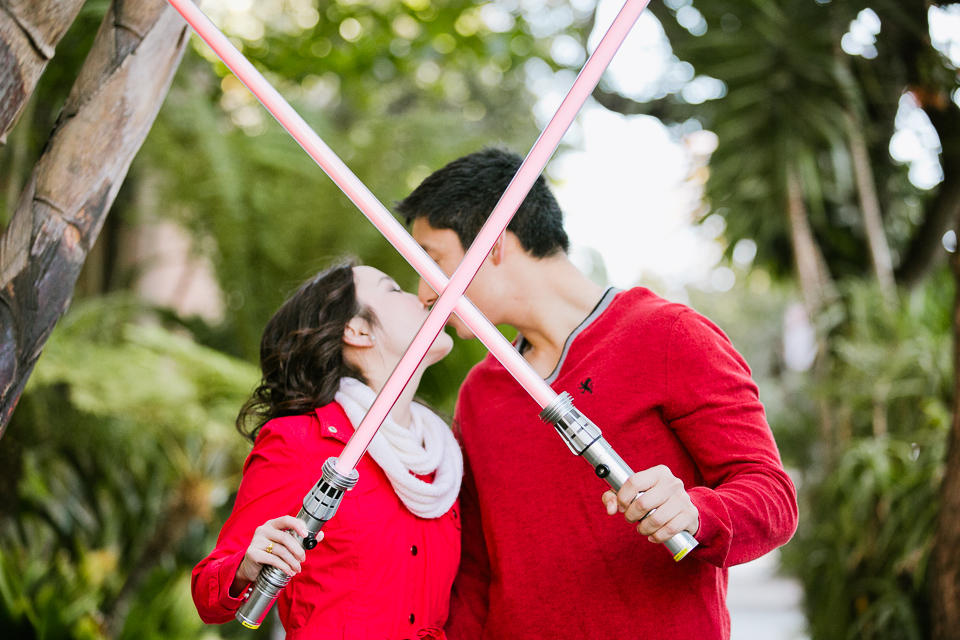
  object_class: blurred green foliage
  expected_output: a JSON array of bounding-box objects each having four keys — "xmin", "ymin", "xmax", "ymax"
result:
[
  {"xmin": 779, "ymin": 274, "xmax": 954, "ymax": 640},
  {"xmin": 648, "ymin": 0, "xmax": 955, "ymax": 280},
  {"xmin": 0, "ymin": 296, "xmax": 259, "ymax": 639},
  {"xmin": 650, "ymin": 1, "xmax": 958, "ymax": 637},
  {"xmin": 139, "ymin": 49, "xmax": 528, "ymax": 370},
  {"xmin": 688, "ymin": 269, "xmax": 952, "ymax": 640},
  {"xmin": 129, "ymin": 0, "xmax": 595, "ymax": 374}
]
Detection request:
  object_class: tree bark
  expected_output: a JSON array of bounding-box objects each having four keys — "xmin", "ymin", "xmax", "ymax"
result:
[
  {"xmin": 932, "ymin": 217, "xmax": 960, "ymax": 640},
  {"xmin": 2, "ymin": 84, "xmax": 33, "ymax": 218},
  {"xmin": 0, "ymin": 0, "xmax": 86, "ymax": 144},
  {"xmin": 786, "ymin": 165, "xmax": 834, "ymax": 315},
  {"xmin": 845, "ymin": 110, "xmax": 897, "ymax": 304},
  {"xmin": 0, "ymin": 1, "xmax": 189, "ymax": 437}
]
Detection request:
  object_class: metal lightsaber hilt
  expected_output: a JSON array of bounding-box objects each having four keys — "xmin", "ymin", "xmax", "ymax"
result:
[
  {"xmin": 236, "ymin": 457, "xmax": 359, "ymax": 629},
  {"xmin": 539, "ymin": 392, "xmax": 699, "ymax": 562}
]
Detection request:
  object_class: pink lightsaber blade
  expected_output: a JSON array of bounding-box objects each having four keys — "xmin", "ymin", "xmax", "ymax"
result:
[{"xmin": 167, "ymin": 0, "xmax": 649, "ymax": 472}]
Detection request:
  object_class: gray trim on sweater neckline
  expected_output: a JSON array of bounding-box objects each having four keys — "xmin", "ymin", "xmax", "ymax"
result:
[{"xmin": 515, "ymin": 286, "xmax": 621, "ymax": 384}]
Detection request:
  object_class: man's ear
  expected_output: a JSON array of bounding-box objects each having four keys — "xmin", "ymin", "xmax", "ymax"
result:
[
  {"xmin": 490, "ymin": 231, "xmax": 506, "ymax": 266},
  {"xmin": 343, "ymin": 317, "xmax": 376, "ymax": 347}
]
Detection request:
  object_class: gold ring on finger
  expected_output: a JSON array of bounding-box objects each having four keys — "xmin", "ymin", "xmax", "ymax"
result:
[{"xmin": 265, "ymin": 541, "xmax": 275, "ymax": 555}]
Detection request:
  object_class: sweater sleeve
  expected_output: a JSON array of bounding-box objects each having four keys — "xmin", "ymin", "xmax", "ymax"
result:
[
  {"xmin": 445, "ymin": 397, "xmax": 491, "ymax": 640},
  {"xmin": 663, "ymin": 310, "xmax": 798, "ymax": 568},
  {"xmin": 191, "ymin": 421, "xmax": 310, "ymax": 624}
]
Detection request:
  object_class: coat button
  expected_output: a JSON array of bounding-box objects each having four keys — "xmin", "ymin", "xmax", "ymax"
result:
[
  {"xmin": 409, "ymin": 613, "xmax": 415, "ymax": 624},
  {"xmin": 411, "ymin": 545, "xmax": 418, "ymax": 556},
  {"xmin": 328, "ymin": 426, "xmax": 338, "ymax": 434}
]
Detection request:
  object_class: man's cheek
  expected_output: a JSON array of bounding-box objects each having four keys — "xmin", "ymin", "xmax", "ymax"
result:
[{"xmin": 450, "ymin": 317, "xmax": 475, "ymax": 340}]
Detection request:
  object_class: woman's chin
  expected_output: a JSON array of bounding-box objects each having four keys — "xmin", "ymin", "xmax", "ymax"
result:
[{"xmin": 427, "ymin": 334, "xmax": 455, "ymax": 363}]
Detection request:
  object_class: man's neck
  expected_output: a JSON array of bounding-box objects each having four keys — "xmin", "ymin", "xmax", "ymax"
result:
[{"xmin": 505, "ymin": 256, "xmax": 606, "ymax": 378}]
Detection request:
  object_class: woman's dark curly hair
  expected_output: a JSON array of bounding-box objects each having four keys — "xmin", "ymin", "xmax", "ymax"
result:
[{"xmin": 236, "ymin": 259, "xmax": 377, "ymax": 443}]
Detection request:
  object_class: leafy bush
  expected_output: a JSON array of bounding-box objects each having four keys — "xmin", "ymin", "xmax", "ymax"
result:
[
  {"xmin": 0, "ymin": 297, "xmax": 261, "ymax": 639},
  {"xmin": 780, "ymin": 274, "xmax": 953, "ymax": 640}
]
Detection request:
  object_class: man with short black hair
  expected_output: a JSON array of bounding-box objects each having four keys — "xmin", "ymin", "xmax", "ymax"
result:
[
  {"xmin": 396, "ymin": 147, "xmax": 569, "ymax": 260},
  {"xmin": 397, "ymin": 148, "xmax": 798, "ymax": 640}
]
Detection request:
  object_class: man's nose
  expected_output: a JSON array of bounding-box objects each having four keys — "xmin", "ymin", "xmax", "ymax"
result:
[{"xmin": 418, "ymin": 278, "xmax": 438, "ymax": 307}]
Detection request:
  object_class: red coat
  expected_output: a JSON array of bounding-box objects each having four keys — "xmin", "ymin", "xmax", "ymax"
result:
[{"xmin": 192, "ymin": 402, "xmax": 460, "ymax": 640}]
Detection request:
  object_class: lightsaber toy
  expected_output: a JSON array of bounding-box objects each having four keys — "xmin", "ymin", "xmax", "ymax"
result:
[{"xmin": 167, "ymin": 0, "xmax": 697, "ymax": 629}]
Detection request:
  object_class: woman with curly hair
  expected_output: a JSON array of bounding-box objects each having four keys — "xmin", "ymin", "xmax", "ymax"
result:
[{"xmin": 192, "ymin": 260, "xmax": 462, "ymax": 640}]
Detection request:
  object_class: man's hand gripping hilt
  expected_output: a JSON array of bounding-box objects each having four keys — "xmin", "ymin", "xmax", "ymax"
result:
[
  {"xmin": 236, "ymin": 457, "xmax": 359, "ymax": 629},
  {"xmin": 540, "ymin": 392, "xmax": 698, "ymax": 562}
]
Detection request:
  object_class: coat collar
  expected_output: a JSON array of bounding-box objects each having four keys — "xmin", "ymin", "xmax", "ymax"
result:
[{"xmin": 314, "ymin": 401, "xmax": 355, "ymax": 445}]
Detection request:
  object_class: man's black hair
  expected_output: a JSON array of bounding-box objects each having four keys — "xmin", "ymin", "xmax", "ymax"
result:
[{"xmin": 396, "ymin": 147, "xmax": 570, "ymax": 258}]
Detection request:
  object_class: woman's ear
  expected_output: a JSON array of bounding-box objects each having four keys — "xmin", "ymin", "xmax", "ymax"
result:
[{"xmin": 343, "ymin": 317, "xmax": 376, "ymax": 348}]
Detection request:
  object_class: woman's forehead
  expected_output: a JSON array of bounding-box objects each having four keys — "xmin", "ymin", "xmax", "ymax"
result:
[{"xmin": 353, "ymin": 265, "xmax": 388, "ymax": 285}]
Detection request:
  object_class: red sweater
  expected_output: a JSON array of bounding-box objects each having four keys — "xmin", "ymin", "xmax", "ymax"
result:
[
  {"xmin": 447, "ymin": 288, "xmax": 798, "ymax": 640},
  {"xmin": 192, "ymin": 403, "xmax": 460, "ymax": 640}
]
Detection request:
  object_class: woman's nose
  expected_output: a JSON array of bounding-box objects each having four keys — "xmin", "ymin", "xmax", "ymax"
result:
[{"xmin": 418, "ymin": 278, "xmax": 438, "ymax": 307}]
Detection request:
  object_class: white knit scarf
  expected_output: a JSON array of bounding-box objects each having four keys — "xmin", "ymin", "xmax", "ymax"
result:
[{"xmin": 335, "ymin": 377, "xmax": 463, "ymax": 519}]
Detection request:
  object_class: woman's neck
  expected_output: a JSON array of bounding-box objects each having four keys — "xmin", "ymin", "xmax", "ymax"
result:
[{"xmin": 363, "ymin": 362, "xmax": 426, "ymax": 428}]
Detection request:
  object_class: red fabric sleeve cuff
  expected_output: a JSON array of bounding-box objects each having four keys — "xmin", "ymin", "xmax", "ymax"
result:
[
  {"xmin": 214, "ymin": 550, "xmax": 249, "ymax": 612},
  {"xmin": 687, "ymin": 486, "xmax": 733, "ymax": 567}
]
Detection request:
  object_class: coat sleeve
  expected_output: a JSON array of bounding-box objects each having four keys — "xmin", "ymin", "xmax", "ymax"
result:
[
  {"xmin": 663, "ymin": 310, "xmax": 799, "ymax": 568},
  {"xmin": 445, "ymin": 396, "xmax": 491, "ymax": 640},
  {"xmin": 191, "ymin": 420, "xmax": 311, "ymax": 624}
]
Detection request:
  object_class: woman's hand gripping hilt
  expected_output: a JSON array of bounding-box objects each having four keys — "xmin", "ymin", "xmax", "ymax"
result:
[
  {"xmin": 539, "ymin": 392, "xmax": 698, "ymax": 562},
  {"xmin": 236, "ymin": 457, "xmax": 359, "ymax": 629}
]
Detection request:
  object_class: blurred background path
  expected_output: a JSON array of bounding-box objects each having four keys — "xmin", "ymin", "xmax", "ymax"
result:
[{"xmin": 728, "ymin": 550, "xmax": 807, "ymax": 640}]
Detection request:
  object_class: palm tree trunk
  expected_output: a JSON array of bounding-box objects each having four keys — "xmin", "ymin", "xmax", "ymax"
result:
[
  {"xmin": 932, "ymin": 230, "xmax": 960, "ymax": 640},
  {"xmin": 845, "ymin": 111, "xmax": 897, "ymax": 304},
  {"xmin": 786, "ymin": 165, "xmax": 837, "ymax": 444},
  {"xmin": 786, "ymin": 165, "xmax": 834, "ymax": 315},
  {"xmin": 0, "ymin": 0, "xmax": 85, "ymax": 144},
  {"xmin": 2, "ymin": 86, "xmax": 33, "ymax": 219},
  {"xmin": 0, "ymin": 0, "xmax": 189, "ymax": 437}
]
